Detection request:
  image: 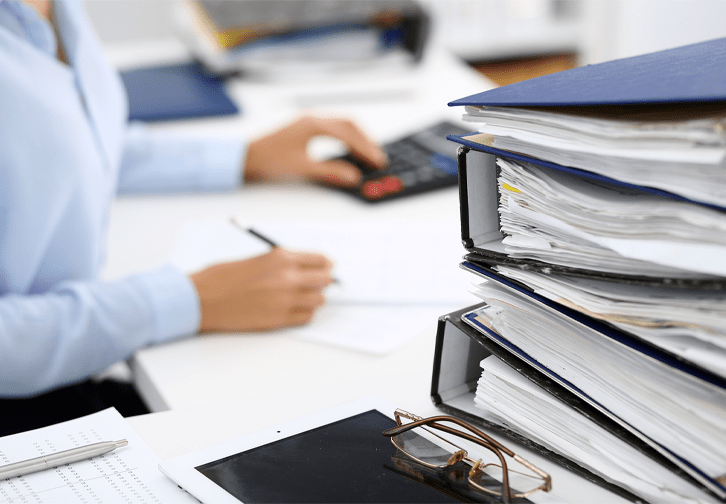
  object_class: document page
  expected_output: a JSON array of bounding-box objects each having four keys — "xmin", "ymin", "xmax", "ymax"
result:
[
  {"xmin": 167, "ymin": 218, "xmax": 474, "ymax": 354},
  {"xmin": 462, "ymin": 104, "xmax": 726, "ymax": 207},
  {"xmin": 169, "ymin": 218, "xmax": 473, "ymax": 305},
  {"xmin": 0, "ymin": 408, "xmax": 195, "ymax": 503},
  {"xmin": 288, "ymin": 303, "xmax": 451, "ymax": 354},
  {"xmin": 465, "ymin": 287, "xmax": 726, "ymax": 478},
  {"xmin": 495, "ymin": 265, "xmax": 726, "ymax": 377},
  {"xmin": 496, "ymin": 157, "xmax": 726, "ymax": 277},
  {"xmin": 475, "ymin": 355, "xmax": 719, "ymax": 504}
]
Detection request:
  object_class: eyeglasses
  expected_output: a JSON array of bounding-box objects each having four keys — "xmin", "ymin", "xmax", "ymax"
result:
[{"xmin": 382, "ymin": 409, "xmax": 551, "ymax": 503}]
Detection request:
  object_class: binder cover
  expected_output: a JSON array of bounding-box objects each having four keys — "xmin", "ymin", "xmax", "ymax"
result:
[
  {"xmin": 454, "ymin": 263, "xmax": 726, "ymax": 500},
  {"xmin": 431, "ymin": 305, "xmax": 643, "ymax": 503},
  {"xmin": 448, "ymin": 37, "xmax": 726, "ymax": 107},
  {"xmin": 451, "ymin": 143, "xmax": 726, "ymax": 288},
  {"xmin": 120, "ymin": 62, "xmax": 239, "ymax": 122},
  {"xmin": 432, "ymin": 303, "xmax": 724, "ymax": 503},
  {"xmin": 460, "ymin": 261, "xmax": 726, "ymax": 392}
]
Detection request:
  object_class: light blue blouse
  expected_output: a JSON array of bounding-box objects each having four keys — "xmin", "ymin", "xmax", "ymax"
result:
[{"xmin": 0, "ymin": 0, "xmax": 245, "ymax": 396}]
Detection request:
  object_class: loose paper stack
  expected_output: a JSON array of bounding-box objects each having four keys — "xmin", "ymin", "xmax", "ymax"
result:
[{"xmin": 475, "ymin": 355, "xmax": 720, "ymax": 504}]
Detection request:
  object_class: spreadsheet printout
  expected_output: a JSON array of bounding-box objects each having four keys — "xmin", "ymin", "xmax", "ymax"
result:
[{"xmin": 0, "ymin": 408, "xmax": 195, "ymax": 503}]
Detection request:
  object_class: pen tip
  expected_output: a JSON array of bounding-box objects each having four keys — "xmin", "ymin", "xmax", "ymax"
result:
[{"xmin": 116, "ymin": 440, "xmax": 129, "ymax": 448}]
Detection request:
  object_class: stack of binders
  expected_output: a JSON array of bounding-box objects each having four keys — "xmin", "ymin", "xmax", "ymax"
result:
[
  {"xmin": 432, "ymin": 38, "xmax": 726, "ymax": 503},
  {"xmin": 175, "ymin": 0, "xmax": 429, "ymax": 75}
]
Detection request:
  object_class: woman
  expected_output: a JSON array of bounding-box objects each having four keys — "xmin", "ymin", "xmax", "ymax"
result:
[{"xmin": 0, "ymin": 0, "xmax": 386, "ymax": 433}]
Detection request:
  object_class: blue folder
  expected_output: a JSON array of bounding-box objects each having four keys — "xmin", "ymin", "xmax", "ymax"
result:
[
  {"xmin": 120, "ymin": 62, "xmax": 239, "ymax": 122},
  {"xmin": 449, "ymin": 37, "xmax": 726, "ymax": 107}
]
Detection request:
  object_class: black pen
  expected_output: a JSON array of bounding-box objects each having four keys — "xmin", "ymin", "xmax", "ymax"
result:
[
  {"xmin": 229, "ymin": 218, "xmax": 339, "ymax": 284},
  {"xmin": 229, "ymin": 218, "xmax": 280, "ymax": 247}
]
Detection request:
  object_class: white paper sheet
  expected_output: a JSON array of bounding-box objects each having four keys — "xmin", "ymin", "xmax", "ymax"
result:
[
  {"xmin": 286, "ymin": 303, "xmax": 455, "ymax": 355},
  {"xmin": 495, "ymin": 265, "xmax": 726, "ymax": 377},
  {"xmin": 475, "ymin": 355, "xmax": 720, "ymax": 504},
  {"xmin": 168, "ymin": 218, "xmax": 474, "ymax": 354},
  {"xmin": 169, "ymin": 218, "xmax": 473, "ymax": 305},
  {"xmin": 463, "ymin": 104, "xmax": 726, "ymax": 207},
  {"xmin": 466, "ymin": 290, "xmax": 726, "ymax": 477},
  {"xmin": 0, "ymin": 408, "xmax": 195, "ymax": 503},
  {"xmin": 496, "ymin": 157, "xmax": 726, "ymax": 276}
]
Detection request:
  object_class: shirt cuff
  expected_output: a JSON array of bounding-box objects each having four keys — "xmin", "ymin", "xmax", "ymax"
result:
[
  {"xmin": 131, "ymin": 265, "xmax": 201, "ymax": 343},
  {"xmin": 118, "ymin": 122, "xmax": 247, "ymax": 193},
  {"xmin": 197, "ymin": 138, "xmax": 247, "ymax": 191}
]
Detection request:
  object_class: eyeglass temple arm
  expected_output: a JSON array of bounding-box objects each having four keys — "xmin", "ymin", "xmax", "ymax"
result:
[{"xmin": 513, "ymin": 454, "xmax": 553, "ymax": 491}]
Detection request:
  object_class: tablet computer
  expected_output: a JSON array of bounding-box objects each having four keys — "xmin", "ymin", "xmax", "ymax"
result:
[{"xmin": 159, "ymin": 397, "xmax": 486, "ymax": 503}]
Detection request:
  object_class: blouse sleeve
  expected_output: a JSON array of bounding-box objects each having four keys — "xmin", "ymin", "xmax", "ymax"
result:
[
  {"xmin": 0, "ymin": 265, "xmax": 199, "ymax": 397},
  {"xmin": 117, "ymin": 122, "xmax": 247, "ymax": 194}
]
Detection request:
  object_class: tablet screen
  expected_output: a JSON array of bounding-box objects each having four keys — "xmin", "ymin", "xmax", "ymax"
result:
[{"xmin": 194, "ymin": 409, "xmax": 485, "ymax": 503}]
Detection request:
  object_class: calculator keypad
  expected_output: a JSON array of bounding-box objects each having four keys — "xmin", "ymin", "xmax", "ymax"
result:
[{"xmin": 338, "ymin": 121, "xmax": 470, "ymax": 202}]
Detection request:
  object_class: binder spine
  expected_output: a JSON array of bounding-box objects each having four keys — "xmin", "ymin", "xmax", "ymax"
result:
[
  {"xmin": 430, "ymin": 315, "xmax": 448, "ymax": 405},
  {"xmin": 431, "ymin": 311, "xmax": 645, "ymax": 503},
  {"xmin": 456, "ymin": 145, "xmax": 474, "ymax": 249}
]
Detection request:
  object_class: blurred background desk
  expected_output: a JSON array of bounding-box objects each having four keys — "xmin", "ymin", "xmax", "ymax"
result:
[
  {"xmin": 108, "ymin": 184, "xmax": 466, "ymax": 412},
  {"xmin": 101, "ymin": 38, "xmax": 490, "ymax": 413}
]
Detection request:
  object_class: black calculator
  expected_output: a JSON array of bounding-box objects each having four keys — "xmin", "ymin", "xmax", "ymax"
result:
[{"xmin": 339, "ymin": 121, "xmax": 470, "ymax": 202}]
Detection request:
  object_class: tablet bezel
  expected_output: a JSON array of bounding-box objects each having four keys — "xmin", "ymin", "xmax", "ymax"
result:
[{"xmin": 158, "ymin": 396, "xmax": 399, "ymax": 504}]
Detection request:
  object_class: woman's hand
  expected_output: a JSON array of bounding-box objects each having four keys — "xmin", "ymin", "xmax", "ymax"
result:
[
  {"xmin": 190, "ymin": 247, "xmax": 334, "ymax": 333},
  {"xmin": 244, "ymin": 116, "xmax": 387, "ymax": 187}
]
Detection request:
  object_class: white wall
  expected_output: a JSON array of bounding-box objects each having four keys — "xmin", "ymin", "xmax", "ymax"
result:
[
  {"xmin": 613, "ymin": 0, "xmax": 726, "ymax": 59},
  {"xmin": 580, "ymin": 0, "xmax": 726, "ymax": 65},
  {"xmin": 422, "ymin": 0, "xmax": 726, "ymax": 64},
  {"xmin": 83, "ymin": 0, "xmax": 179, "ymax": 43},
  {"xmin": 420, "ymin": 0, "xmax": 583, "ymax": 61}
]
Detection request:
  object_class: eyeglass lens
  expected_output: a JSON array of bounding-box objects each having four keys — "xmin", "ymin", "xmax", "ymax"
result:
[
  {"xmin": 391, "ymin": 428, "xmax": 457, "ymax": 467},
  {"xmin": 393, "ymin": 426, "xmax": 543, "ymax": 498},
  {"xmin": 470, "ymin": 462, "xmax": 544, "ymax": 497}
]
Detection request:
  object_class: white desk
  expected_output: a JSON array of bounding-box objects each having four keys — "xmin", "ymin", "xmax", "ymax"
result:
[
  {"xmin": 126, "ymin": 390, "xmax": 628, "ymax": 504},
  {"xmin": 104, "ymin": 39, "xmax": 629, "ymax": 503},
  {"xmin": 109, "ymin": 183, "xmax": 467, "ymax": 412}
]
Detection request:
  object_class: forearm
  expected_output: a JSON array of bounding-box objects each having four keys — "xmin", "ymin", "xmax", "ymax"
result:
[{"xmin": 0, "ymin": 266, "xmax": 199, "ymax": 397}]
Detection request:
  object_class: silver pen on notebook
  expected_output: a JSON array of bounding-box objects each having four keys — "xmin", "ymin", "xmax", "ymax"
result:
[{"xmin": 0, "ymin": 439, "xmax": 128, "ymax": 480}]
